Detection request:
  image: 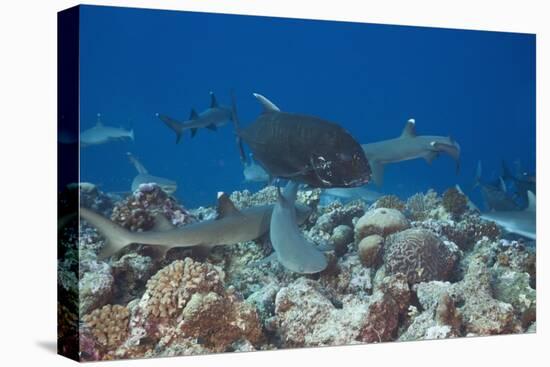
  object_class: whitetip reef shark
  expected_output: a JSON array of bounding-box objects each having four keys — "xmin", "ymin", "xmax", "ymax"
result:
[
  {"xmin": 126, "ymin": 152, "xmax": 177, "ymax": 195},
  {"xmin": 157, "ymin": 91, "xmax": 235, "ymax": 143},
  {"xmin": 480, "ymin": 190, "xmax": 536, "ymax": 240},
  {"xmin": 79, "ymin": 192, "xmax": 313, "ymax": 263},
  {"xmin": 361, "ymin": 119, "xmax": 461, "ymax": 186},
  {"xmin": 80, "ymin": 113, "xmax": 134, "ymax": 147}
]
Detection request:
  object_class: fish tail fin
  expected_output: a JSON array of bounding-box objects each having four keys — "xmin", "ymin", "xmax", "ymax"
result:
[
  {"xmin": 79, "ymin": 207, "xmax": 134, "ymax": 259},
  {"xmin": 156, "ymin": 113, "xmax": 184, "ymax": 144},
  {"xmin": 128, "ymin": 129, "xmax": 135, "ymax": 141},
  {"xmin": 230, "ymin": 90, "xmax": 246, "ymax": 164}
]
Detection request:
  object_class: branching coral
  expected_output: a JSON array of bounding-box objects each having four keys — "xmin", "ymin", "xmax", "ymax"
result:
[
  {"xmin": 384, "ymin": 229, "xmax": 459, "ymax": 284},
  {"xmin": 441, "ymin": 187, "xmax": 468, "ymax": 219},
  {"xmin": 82, "ymin": 304, "xmax": 130, "ymax": 348},
  {"xmin": 405, "ymin": 190, "xmax": 441, "ymax": 221},
  {"xmin": 441, "ymin": 216, "xmax": 501, "ymax": 251},
  {"xmin": 375, "ymin": 195, "xmax": 406, "ymax": 211}
]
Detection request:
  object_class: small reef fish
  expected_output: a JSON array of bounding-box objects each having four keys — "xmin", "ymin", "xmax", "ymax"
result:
[
  {"xmin": 270, "ymin": 181, "xmax": 327, "ymax": 274},
  {"xmin": 233, "ymin": 93, "xmax": 371, "ymax": 188},
  {"xmin": 474, "ymin": 161, "xmax": 520, "ymax": 211},
  {"xmin": 481, "ymin": 191, "xmax": 536, "ymax": 240},
  {"xmin": 242, "ymin": 154, "xmax": 270, "ymax": 183},
  {"xmin": 361, "ymin": 119, "xmax": 460, "ymax": 186},
  {"xmin": 80, "ymin": 114, "xmax": 134, "ymax": 147},
  {"xmin": 157, "ymin": 92, "xmax": 235, "ymax": 143},
  {"xmin": 79, "ymin": 193, "xmax": 312, "ymax": 260},
  {"xmin": 127, "ymin": 152, "xmax": 177, "ymax": 195}
]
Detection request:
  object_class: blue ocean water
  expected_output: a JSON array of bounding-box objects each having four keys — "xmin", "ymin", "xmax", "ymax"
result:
[{"xmin": 79, "ymin": 5, "xmax": 535, "ymax": 208}]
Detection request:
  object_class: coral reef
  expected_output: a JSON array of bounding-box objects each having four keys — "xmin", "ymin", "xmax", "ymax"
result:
[
  {"xmin": 77, "ymin": 182, "xmax": 115, "ymax": 217},
  {"xmin": 68, "ymin": 182, "xmax": 536, "ymax": 361},
  {"xmin": 441, "ymin": 187, "xmax": 468, "ymax": 219},
  {"xmin": 405, "ymin": 189, "xmax": 441, "ymax": 221},
  {"xmin": 355, "ymin": 208, "xmax": 409, "ymax": 240},
  {"xmin": 357, "ymin": 234, "xmax": 384, "ymax": 268},
  {"xmin": 82, "ymin": 304, "xmax": 130, "ymax": 348},
  {"xmin": 384, "ymin": 228, "xmax": 459, "ymax": 284},
  {"xmin": 374, "ymin": 195, "xmax": 406, "ymax": 211},
  {"xmin": 111, "ymin": 183, "xmax": 195, "ymax": 232}
]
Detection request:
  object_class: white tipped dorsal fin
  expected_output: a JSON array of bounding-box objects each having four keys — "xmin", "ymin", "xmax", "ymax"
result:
[
  {"xmin": 209, "ymin": 91, "xmax": 219, "ymax": 108},
  {"xmin": 216, "ymin": 192, "xmax": 241, "ymax": 218},
  {"xmin": 526, "ymin": 191, "xmax": 536, "ymax": 212},
  {"xmin": 253, "ymin": 93, "xmax": 281, "ymax": 112},
  {"xmin": 400, "ymin": 118, "xmax": 416, "ymax": 138},
  {"xmin": 96, "ymin": 113, "xmax": 103, "ymax": 127}
]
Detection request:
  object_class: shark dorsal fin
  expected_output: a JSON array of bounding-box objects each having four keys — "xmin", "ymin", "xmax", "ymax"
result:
[
  {"xmin": 209, "ymin": 92, "xmax": 219, "ymax": 108},
  {"xmin": 96, "ymin": 113, "xmax": 103, "ymax": 127},
  {"xmin": 190, "ymin": 109, "xmax": 199, "ymax": 120},
  {"xmin": 216, "ymin": 192, "xmax": 241, "ymax": 218},
  {"xmin": 252, "ymin": 93, "xmax": 281, "ymax": 112},
  {"xmin": 526, "ymin": 191, "xmax": 536, "ymax": 212},
  {"xmin": 400, "ymin": 119, "xmax": 416, "ymax": 138}
]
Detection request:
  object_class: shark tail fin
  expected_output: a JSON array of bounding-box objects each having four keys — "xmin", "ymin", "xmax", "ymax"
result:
[
  {"xmin": 80, "ymin": 207, "xmax": 135, "ymax": 259},
  {"xmin": 230, "ymin": 90, "xmax": 247, "ymax": 164},
  {"xmin": 128, "ymin": 129, "xmax": 135, "ymax": 141},
  {"xmin": 157, "ymin": 113, "xmax": 184, "ymax": 144}
]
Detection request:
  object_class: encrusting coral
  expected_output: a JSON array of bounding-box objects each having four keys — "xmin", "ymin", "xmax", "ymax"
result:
[{"xmin": 355, "ymin": 208, "xmax": 409, "ymax": 240}]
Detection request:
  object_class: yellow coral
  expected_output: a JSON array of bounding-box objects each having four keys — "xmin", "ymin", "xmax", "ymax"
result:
[
  {"xmin": 143, "ymin": 258, "xmax": 224, "ymax": 319},
  {"xmin": 82, "ymin": 304, "xmax": 130, "ymax": 348}
]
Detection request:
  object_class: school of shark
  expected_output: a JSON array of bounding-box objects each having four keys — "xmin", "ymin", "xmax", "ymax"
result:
[{"xmin": 59, "ymin": 90, "xmax": 536, "ymax": 361}]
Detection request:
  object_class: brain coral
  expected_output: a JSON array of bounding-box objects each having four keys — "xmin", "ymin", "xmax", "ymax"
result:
[
  {"xmin": 384, "ymin": 229, "xmax": 458, "ymax": 284},
  {"xmin": 82, "ymin": 304, "xmax": 130, "ymax": 348},
  {"xmin": 355, "ymin": 208, "xmax": 409, "ymax": 240}
]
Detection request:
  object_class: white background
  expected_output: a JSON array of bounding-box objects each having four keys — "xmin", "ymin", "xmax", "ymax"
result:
[{"xmin": 0, "ymin": 0, "xmax": 547, "ymax": 366}]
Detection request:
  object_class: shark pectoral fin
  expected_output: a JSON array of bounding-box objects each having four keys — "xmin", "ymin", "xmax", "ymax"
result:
[
  {"xmin": 400, "ymin": 118, "xmax": 417, "ymax": 138},
  {"xmin": 189, "ymin": 109, "xmax": 199, "ymax": 120},
  {"xmin": 209, "ymin": 92, "xmax": 219, "ymax": 108},
  {"xmin": 152, "ymin": 213, "xmax": 175, "ymax": 231},
  {"xmin": 424, "ymin": 151, "xmax": 439, "ymax": 165},
  {"xmin": 252, "ymin": 93, "xmax": 281, "ymax": 112},
  {"xmin": 190, "ymin": 128, "xmax": 198, "ymax": 138},
  {"xmin": 216, "ymin": 192, "xmax": 242, "ymax": 218},
  {"xmin": 206, "ymin": 123, "xmax": 217, "ymax": 131},
  {"xmin": 370, "ymin": 160, "xmax": 385, "ymax": 187}
]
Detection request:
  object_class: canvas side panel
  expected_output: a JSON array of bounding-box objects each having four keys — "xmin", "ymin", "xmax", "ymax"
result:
[{"xmin": 57, "ymin": 5, "xmax": 80, "ymax": 362}]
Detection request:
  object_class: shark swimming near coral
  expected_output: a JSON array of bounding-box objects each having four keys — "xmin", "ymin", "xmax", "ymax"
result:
[
  {"xmin": 157, "ymin": 91, "xmax": 235, "ymax": 143},
  {"xmin": 361, "ymin": 119, "xmax": 460, "ymax": 186},
  {"xmin": 480, "ymin": 191, "xmax": 536, "ymax": 240},
  {"xmin": 126, "ymin": 152, "xmax": 177, "ymax": 195},
  {"xmin": 474, "ymin": 160, "xmax": 521, "ymax": 211},
  {"xmin": 80, "ymin": 114, "xmax": 134, "ymax": 147},
  {"xmin": 79, "ymin": 192, "xmax": 312, "ymax": 260}
]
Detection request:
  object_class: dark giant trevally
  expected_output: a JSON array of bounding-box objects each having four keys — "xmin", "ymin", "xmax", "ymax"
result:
[{"xmin": 234, "ymin": 93, "xmax": 371, "ymax": 188}]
